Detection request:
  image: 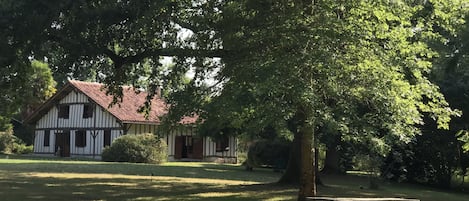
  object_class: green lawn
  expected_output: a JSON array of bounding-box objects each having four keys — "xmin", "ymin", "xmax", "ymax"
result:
[{"xmin": 0, "ymin": 155, "xmax": 468, "ymax": 201}]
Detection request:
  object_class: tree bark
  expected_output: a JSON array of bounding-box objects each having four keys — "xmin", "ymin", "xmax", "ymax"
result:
[
  {"xmin": 297, "ymin": 120, "xmax": 316, "ymax": 201},
  {"xmin": 278, "ymin": 131, "xmax": 301, "ymax": 184}
]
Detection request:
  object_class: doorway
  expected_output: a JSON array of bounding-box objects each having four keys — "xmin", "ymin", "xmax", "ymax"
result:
[
  {"xmin": 55, "ymin": 130, "xmax": 70, "ymax": 157},
  {"xmin": 175, "ymin": 136, "xmax": 203, "ymax": 160}
]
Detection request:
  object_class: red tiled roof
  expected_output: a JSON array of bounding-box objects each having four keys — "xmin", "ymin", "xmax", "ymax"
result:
[
  {"xmin": 26, "ymin": 80, "xmax": 197, "ymax": 125},
  {"xmin": 70, "ymin": 80, "xmax": 168, "ymax": 124}
]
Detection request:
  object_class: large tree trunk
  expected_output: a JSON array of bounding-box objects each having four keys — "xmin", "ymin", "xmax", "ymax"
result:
[
  {"xmin": 279, "ymin": 132, "xmax": 323, "ymax": 186},
  {"xmin": 278, "ymin": 131, "xmax": 301, "ymax": 184},
  {"xmin": 297, "ymin": 120, "xmax": 316, "ymax": 201}
]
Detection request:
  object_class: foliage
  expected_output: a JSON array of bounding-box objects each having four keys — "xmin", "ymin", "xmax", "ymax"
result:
[
  {"xmin": 0, "ymin": 131, "xmax": 14, "ymax": 153},
  {"xmin": 381, "ymin": 1, "xmax": 469, "ymax": 189},
  {"xmin": 1, "ymin": 0, "xmax": 468, "ymax": 199},
  {"xmin": 382, "ymin": 117, "xmax": 463, "ymax": 188},
  {"xmin": 11, "ymin": 143, "xmax": 33, "ymax": 155},
  {"xmin": 11, "ymin": 119, "xmax": 34, "ymax": 145},
  {"xmin": 194, "ymin": 1, "xmax": 463, "ymax": 197},
  {"xmin": 430, "ymin": 12, "xmax": 469, "ymax": 168},
  {"xmin": 382, "ymin": 127, "xmax": 460, "ymax": 188},
  {"xmin": 21, "ymin": 60, "xmax": 57, "ymax": 112},
  {"xmin": 245, "ymin": 139, "xmax": 290, "ymax": 170},
  {"xmin": 0, "ymin": 130, "xmax": 32, "ymax": 154},
  {"xmin": 101, "ymin": 134, "xmax": 167, "ymax": 164},
  {"xmin": 0, "ymin": 59, "xmax": 56, "ymax": 131}
]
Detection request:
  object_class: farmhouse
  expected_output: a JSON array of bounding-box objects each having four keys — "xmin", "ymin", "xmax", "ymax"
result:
[{"xmin": 25, "ymin": 80, "xmax": 237, "ymax": 163}]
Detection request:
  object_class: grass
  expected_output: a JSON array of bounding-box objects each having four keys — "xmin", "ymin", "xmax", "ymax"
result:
[{"xmin": 0, "ymin": 155, "xmax": 468, "ymax": 201}]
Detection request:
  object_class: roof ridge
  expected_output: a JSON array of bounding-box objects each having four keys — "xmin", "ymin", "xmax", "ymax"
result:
[{"xmin": 69, "ymin": 80, "xmax": 146, "ymax": 93}]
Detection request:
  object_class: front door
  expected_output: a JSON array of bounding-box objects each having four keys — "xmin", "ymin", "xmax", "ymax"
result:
[
  {"xmin": 174, "ymin": 136, "xmax": 183, "ymax": 159},
  {"xmin": 174, "ymin": 136, "xmax": 203, "ymax": 160},
  {"xmin": 193, "ymin": 137, "xmax": 203, "ymax": 159},
  {"xmin": 55, "ymin": 130, "xmax": 70, "ymax": 157}
]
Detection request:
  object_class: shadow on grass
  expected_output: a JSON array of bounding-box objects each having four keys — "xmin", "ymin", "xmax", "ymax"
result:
[
  {"xmin": 2, "ymin": 156, "xmax": 469, "ymax": 201},
  {"xmin": 0, "ymin": 160, "xmax": 279, "ymax": 183},
  {"xmin": 318, "ymin": 174, "xmax": 469, "ymax": 201},
  {"xmin": 0, "ymin": 171, "xmax": 296, "ymax": 201},
  {"xmin": 0, "ymin": 156, "xmax": 295, "ymax": 200}
]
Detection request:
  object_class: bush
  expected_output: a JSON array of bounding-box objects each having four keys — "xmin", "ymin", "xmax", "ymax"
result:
[
  {"xmin": 0, "ymin": 131, "xmax": 33, "ymax": 154},
  {"xmin": 102, "ymin": 133, "xmax": 167, "ymax": 164},
  {"xmin": 12, "ymin": 143, "xmax": 34, "ymax": 154},
  {"xmin": 245, "ymin": 139, "xmax": 290, "ymax": 170},
  {"xmin": 0, "ymin": 131, "xmax": 15, "ymax": 153}
]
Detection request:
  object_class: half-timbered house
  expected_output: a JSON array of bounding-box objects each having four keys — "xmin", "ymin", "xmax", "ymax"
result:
[{"xmin": 25, "ymin": 80, "xmax": 237, "ymax": 163}]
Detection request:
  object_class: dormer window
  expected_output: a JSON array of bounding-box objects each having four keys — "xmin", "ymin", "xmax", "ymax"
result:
[
  {"xmin": 82, "ymin": 104, "xmax": 93, "ymax": 118},
  {"xmin": 58, "ymin": 105, "xmax": 70, "ymax": 119}
]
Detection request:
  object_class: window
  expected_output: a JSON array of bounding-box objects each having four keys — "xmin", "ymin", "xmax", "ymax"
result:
[
  {"xmin": 104, "ymin": 129, "xmax": 111, "ymax": 147},
  {"xmin": 58, "ymin": 105, "xmax": 70, "ymax": 119},
  {"xmin": 75, "ymin": 130, "xmax": 86, "ymax": 147},
  {"xmin": 216, "ymin": 136, "xmax": 229, "ymax": 152},
  {"xmin": 43, "ymin": 130, "xmax": 50, "ymax": 147},
  {"xmin": 82, "ymin": 104, "xmax": 93, "ymax": 118},
  {"xmin": 185, "ymin": 136, "xmax": 193, "ymax": 154},
  {"xmin": 185, "ymin": 136, "xmax": 193, "ymax": 146}
]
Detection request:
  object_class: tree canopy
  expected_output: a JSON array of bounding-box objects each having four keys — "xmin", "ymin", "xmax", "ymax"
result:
[{"xmin": 2, "ymin": 0, "xmax": 468, "ymax": 200}]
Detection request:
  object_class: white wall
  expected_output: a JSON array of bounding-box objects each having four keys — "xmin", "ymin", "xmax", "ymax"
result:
[
  {"xmin": 165, "ymin": 126, "xmax": 237, "ymax": 161},
  {"xmin": 204, "ymin": 136, "xmax": 237, "ymax": 159},
  {"xmin": 126, "ymin": 124, "xmax": 158, "ymax": 135},
  {"xmin": 34, "ymin": 90, "xmax": 123, "ymax": 156},
  {"xmin": 33, "ymin": 90, "xmax": 237, "ymax": 162},
  {"xmin": 69, "ymin": 129, "xmax": 122, "ymax": 156},
  {"xmin": 36, "ymin": 91, "xmax": 121, "ymax": 129},
  {"xmin": 33, "ymin": 129, "xmax": 56, "ymax": 153}
]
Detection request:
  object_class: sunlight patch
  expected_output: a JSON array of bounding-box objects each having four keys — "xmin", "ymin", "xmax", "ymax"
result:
[
  {"xmin": 355, "ymin": 192, "xmax": 380, "ymax": 197},
  {"xmin": 78, "ymin": 182, "xmax": 137, "ymax": 187},
  {"xmin": 27, "ymin": 196, "xmax": 46, "ymax": 199},
  {"xmin": 24, "ymin": 172, "xmax": 260, "ymax": 185},
  {"xmin": 193, "ymin": 192, "xmax": 241, "ymax": 198},
  {"xmin": 133, "ymin": 197, "xmax": 173, "ymax": 201},
  {"xmin": 46, "ymin": 183, "xmax": 62, "ymax": 187},
  {"xmin": 150, "ymin": 184, "xmax": 173, "ymax": 189},
  {"xmin": 263, "ymin": 195, "xmax": 296, "ymax": 201},
  {"xmin": 204, "ymin": 168, "xmax": 229, "ymax": 172}
]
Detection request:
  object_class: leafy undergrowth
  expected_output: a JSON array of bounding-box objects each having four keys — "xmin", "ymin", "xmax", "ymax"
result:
[{"xmin": 0, "ymin": 155, "xmax": 468, "ymax": 201}]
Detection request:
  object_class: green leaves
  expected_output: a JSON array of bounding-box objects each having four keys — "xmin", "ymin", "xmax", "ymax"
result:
[
  {"xmin": 1, "ymin": 0, "xmax": 466, "ymax": 148},
  {"xmin": 197, "ymin": 0, "xmax": 464, "ymax": 150},
  {"xmin": 457, "ymin": 130, "xmax": 469, "ymax": 152}
]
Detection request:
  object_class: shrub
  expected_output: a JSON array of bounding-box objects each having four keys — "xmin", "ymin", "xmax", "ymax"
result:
[
  {"xmin": 0, "ymin": 131, "xmax": 33, "ymax": 154},
  {"xmin": 102, "ymin": 133, "xmax": 167, "ymax": 164},
  {"xmin": 245, "ymin": 139, "xmax": 290, "ymax": 170},
  {"xmin": 12, "ymin": 143, "xmax": 33, "ymax": 154},
  {"xmin": 0, "ymin": 131, "xmax": 15, "ymax": 153}
]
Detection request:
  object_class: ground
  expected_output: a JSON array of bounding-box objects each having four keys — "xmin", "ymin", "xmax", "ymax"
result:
[{"xmin": 0, "ymin": 155, "xmax": 468, "ymax": 201}]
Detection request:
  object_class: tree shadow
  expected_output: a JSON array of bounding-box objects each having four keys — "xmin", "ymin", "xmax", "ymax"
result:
[
  {"xmin": 0, "ymin": 160, "xmax": 280, "ymax": 183},
  {"xmin": 0, "ymin": 171, "xmax": 296, "ymax": 201}
]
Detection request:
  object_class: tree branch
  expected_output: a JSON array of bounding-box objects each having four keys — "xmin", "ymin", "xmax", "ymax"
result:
[
  {"xmin": 47, "ymin": 33, "xmax": 228, "ymax": 68},
  {"xmin": 119, "ymin": 48, "xmax": 228, "ymax": 65}
]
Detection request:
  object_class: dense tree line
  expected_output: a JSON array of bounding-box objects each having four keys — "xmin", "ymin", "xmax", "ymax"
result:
[{"xmin": 383, "ymin": 13, "xmax": 469, "ymax": 188}]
